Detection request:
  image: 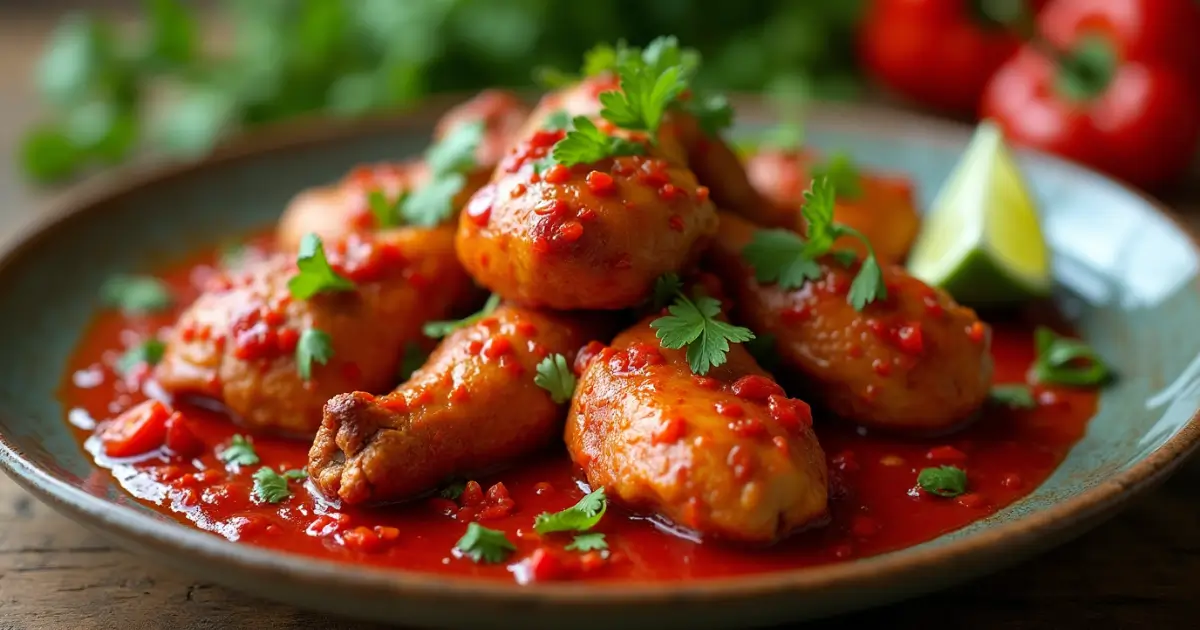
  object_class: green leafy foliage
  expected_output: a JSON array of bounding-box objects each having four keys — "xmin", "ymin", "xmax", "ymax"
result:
[
  {"xmin": 100, "ymin": 274, "xmax": 173, "ymax": 315},
  {"xmin": 533, "ymin": 488, "xmax": 607, "ymax": 535},
  {"xmin": 423, "ymin": 293, "xmax": 501, "ymax": 339},
  {"xmin": 252, "ymin": 467, "xmax": 306, "ymax": 504},
  {"xmin": 218, "ymin": 434, "xmax": 260, "ymax": 467},
  {"xmin": 551, "ymin": 116, "xmax": 645, "ymax": 167},
  {"xmin": 455, "ymin": 522, "xmax": 516, "ymax": 564},
  {"xmin": 809, "ymin": 151, "xmax": 864, "ymax": 200},
  {"xmin": 989, "ymin": 384, "xmax": 1037, "ymax": 409},
  {"xmin": 288, "ymin": 233, "xmax": 356, "ymax": 300},
  {"xmin": 565, "ymin": 533, "xmax": 608, "ymax": 552},
  {"xmin": 116, "ymin": 338, "xmax": 166, "ymax": 374},
  {"xmin": 1031, "ymin": 327, "xmax": 1114, "ymax": 388},
  {"xmin": 651, "ymin": 289, "xmax": 755, "ymax": 376},
  {"xmin": 296, "ymin": 328, "xmax": 334, "ymax": 381},
  {"xmin": 534, "ymin": 354, "xmax": 576, "ymax": 404},
  {"xmin": 917, "ymin": 466, "xmax": 968, "ymax": 498}
]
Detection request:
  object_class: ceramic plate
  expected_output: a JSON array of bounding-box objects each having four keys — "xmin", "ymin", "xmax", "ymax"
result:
[{"xmin": 2, "ymin": 100, "xmax": 1199, "ymax": 629}]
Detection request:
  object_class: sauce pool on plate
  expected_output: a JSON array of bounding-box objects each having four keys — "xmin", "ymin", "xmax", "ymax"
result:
[{"xmin": 58, "ymin": 237, "xmax": 1097, "ymax": 583}]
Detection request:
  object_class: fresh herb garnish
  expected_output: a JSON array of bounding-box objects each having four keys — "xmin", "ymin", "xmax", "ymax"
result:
[
  {"xmin": 439, "ymin": 480, "xmax": 466, "ymax": 501},
  {"xmin": 1030, "ymin": 327, "xmax": 1113, "ymax": 388},
  {"xmin": 651, "ymin": 287, "xmax": 755, "ymax": 376},
  {"xmin": 423, "ymin": 293, "xmax": 501, "ymax": 339},
  {"xmin": 598, "ymin": 58, "xmax": 686, "ymax": 136},
  {"xmin": 218, "ymin": 434, "xmax": 259, "ymax": 467},
  {"xmin": 565, "ymin": 532, "xmax": 608, "ymax": 553},
  {"xmin": 651, "ymin": 272, "xmax": 684, "ymax": 310},
  {"xmin": 810, "ymin": 151, "xmax": 863, "ymax": 200},
  {"xmin": 989, "ymin": 384, "xmax": 1037, "ymax": 409},
  {"xmin": 252, "ymin": 467, "xmax": 305, "ymax": 504},
  {"xmin": 543, "ymin": 109, "xmax": 572, "ymax": 131},
  {"xmin": 551, "ymin": 115, "xmax": 645, "ymax": 167},
  {"xmin": 295, "ymin": 328, "xmax": 334, "ymax": 381},
  {"xmin": 100, "ymin": 274, "xmax": 173, "ymax": 315},
  {"xmin": 534, "ymin": 353, "xmax": 576, "ymax": 404},
  {"xmin": 426, "ymin": 120, "xmax": 484, "ymax": 176},
  {"xmin": 455, "ymin": 522, "xmax": 516, "ymax": 564},
  {"xmin": 397, "ymin": 341, "xmax": 428, "ymax": 382},
  {"xmin": 288, "ymin": 233, "xmax": 356, "ymax": 300},
  {"xmin": 741, "ymin": 177, "xmax": 886, "ymax": 310},
  {"xmin": 398, "ymin": 172, "xmax": 465, "ymax": 227},
  {"xmin": 366, "ymin": 189, "xmax": 406, "ymax": 228},
  {"xmin": 917, "ymin": 465, "xmax": 968, "ymax": 498},
  {"xmin": 533, "ymin": 488, "xmax": 607, "ymax": 535},
  {"xmin": 116, "ymin": 338, "xmax": 165, "ymax": 374}
]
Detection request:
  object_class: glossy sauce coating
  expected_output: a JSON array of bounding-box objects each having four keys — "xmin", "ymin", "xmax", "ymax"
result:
[
  {"xmin": 744, "ymin": 148, "xmax": 922, "ymax": 264},
  {"xmin": 154, "ymin": 227, "xmax": 478, "ymax": 435},
  {"xmin": 276, "ymin": 90, "xmax": 532, "ymax": 251},
  {"xmin": 707, "ymin": 212, "xmax": 992, "ymax": 433},
  {"xmin": 60, "ymin": 244, "xmax": 1096, "ymax": 581},
  {"xmin": 309, "ymin": 305, "xmax": 611, "ymax": 505},
  {"xmin": 566, "ymin": 316, "xmax": 828, "ymax": 543},
  {"xmin": 456, "ymin": 110, "xmax": 718, "ymax": 310}
]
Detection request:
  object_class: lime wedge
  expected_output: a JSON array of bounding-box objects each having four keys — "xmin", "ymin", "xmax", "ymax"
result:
[{"xmin": 907, "ymin": 120, "xmax": 1052, "ymax": 306}]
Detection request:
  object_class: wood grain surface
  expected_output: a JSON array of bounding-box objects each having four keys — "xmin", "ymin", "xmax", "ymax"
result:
[{"xmin": 2, "ymin": 5, "xmax": 1199, "ymax": 630}]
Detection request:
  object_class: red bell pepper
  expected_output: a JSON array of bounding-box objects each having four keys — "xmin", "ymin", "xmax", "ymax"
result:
[
  {"xmin": 981, "ymin": 0, "xmax": 1200, "ymax": 188},
  {"xmin": 858, "ymin": 0, "xmax": 1048, "ymax": 114}
]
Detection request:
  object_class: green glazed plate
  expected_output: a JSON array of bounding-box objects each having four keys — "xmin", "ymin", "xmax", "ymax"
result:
[{"xmin": 1, "ymin": 100, "xmax": 1198, "ymax": 629}]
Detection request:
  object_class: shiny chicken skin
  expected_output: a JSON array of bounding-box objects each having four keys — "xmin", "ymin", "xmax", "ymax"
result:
[
  {"xmin": 745, "ymin": 147, "xmax": 922, "ymax": 264},
  {"xmin": 155, "ymin": 227, "xmax": 477, "ymax": 435},
  {"xmin": 277, "ymin": 90, "xmax": 532, "ymax": 251},
  {"xmin": 706, "ymin": 212, "xmax": 992, "ymax": 433},
  {"xmin": 308, "ymin": 305, "xmax": 609, "ymax": 505},
  {"xmin": 565, "ymin": 317, "xmax": 828, "ymax": 543},
  {"xmin": 456, "ymin": 110, "xmax": 718, "ymax": 310}
]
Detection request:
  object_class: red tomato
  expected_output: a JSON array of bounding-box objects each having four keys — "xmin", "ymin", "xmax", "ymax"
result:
[
  {"xmin": 859, "ymin": 0, "xmax": 1048, "ymax": 113},
  {"xmin": 981, "ymin": 0, "xmax": 1200, "ymax": 188},
  {"xmin": 98, "ymin": 399, "xmax": 171, "ymax": 458},
  {"xmin": 164, "ymin": 411, "xmax": 204, "ymax": 458}
]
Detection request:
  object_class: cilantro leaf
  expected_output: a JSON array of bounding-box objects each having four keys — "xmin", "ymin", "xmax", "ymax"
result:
[
  {"xmin": 1030, "ymin": 327, "xmax": 1114, "ymax": 388},
  {"xmin": 296, "ymin": 328, "xmax": 334, "ymax": 381},
  {"xmin": 651, "ymin": 290, "xmax": 755, "ymax": 376},
  {"xmin": 533, "ymin": 488, "xmax": 607, "ymax": 535},
  {"xmin": 651, "ymin": 272, "xmax": 683, "ymax": 310},
  {"xmin": 100, "ymin": 274, "xmax": 173, "ymax": 315},
  {"xmin": 423, "ymin": 293, "xmax": 501, "ymax": 339},
  {"xmin": 397, "ymin": 341, "xmax": 428, "ymax": 382},
  {"xmin": 845, "ymin": 247, "xmax": 885, "ymax": 311},
  {"xmin": 116, "ymin": 338, "xmax": 165, "ymax": 374},
  {"xmin": 535, "ymin": 353, "xmax": 576, "ymax": 404},
  {"xmin": 455, "ymin": 522, "xmax": 516, "ymax": 564},
  {"xmin": 551, "ymin": 116, "xmax": 645, "ymax": 167},
  {"xmin": 799, "ymin": 178, "xmax": 838, "ymax": 258},
  {"xmin": 810, "ymin": 151, "xmax": 863, "ymax": 200},
  {"xmin": 252, "ymin": 467, "xmax": 304, "ymax": 504},
  {"xmin": 741, "ymin": 229, "xmax": 822, "ymax": 290},
  {"xmin": 366, "ymin": 189, "xmax": 405, "ymax": 228},
  {"xmin": 565, "ymin": 532, "xmax": 608, "ymax": 553},
  {"xmin": 684, "ymin": 93, "xmax": 734, "ymax": 137},
  {"xmin": 917, "ymin": 466, "xmax": 968, "ymax": 498},
  {"xmin": 641, "ymin": 36, "xmax": 701, "ymax": 79},
  {"xmin": 288, "ymin": 234, "xmax": 356, "ymax": 300},
  {"xmin": 989, "ymin": 384, "xmax": 1037, "ymax": 409},
  {"xmin": 284, "ymin": 469, "xmax": 307, "ymax": 480},
  {"xmin": 426, "ymin": 120, "xmax": 483, "ymax": 177},
  {"xmin": 398, "ymin": 172, "xmax": 465, "ymax": 227},
  {"xmin": 599, "ymin": 60, "xmax": 686, "ymax": 135},
  {"xmin": 543, "ymin": 109, "xmax": 571, "ymax": 131},
  {"xmin": 218, "ymin": 434, "xmax": 259, "ymax": 467},
  {"xmin": 439, "ymin": 480, "xmax": 466, "ymax": 500}
]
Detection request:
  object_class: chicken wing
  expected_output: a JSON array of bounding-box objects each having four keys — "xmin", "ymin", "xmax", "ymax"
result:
[
  {"xmin": 565, "ymin": 316, "xmax": 828, "ymax": 543},
  {"xmin": 706, "ymin": 212, "xmax": 992, "ymax": 433},
  {"xmin": 745, "ymin": 148, "xmax": 921, "ymax": 264},
  {"xmin": 308, "ymin": 305, "xmax": 609, "ymax": 505},
  {"xmin": 277, "ymin": 90, "xmax": 532, "ymax": 251},
  {"xmin": 155, "ymin": 227, "xmax": 478, "ymax": 436}
]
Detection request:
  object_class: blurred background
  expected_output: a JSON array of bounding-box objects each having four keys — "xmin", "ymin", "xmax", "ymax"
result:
[{"xmin": 2, "ymin": 0, "xmax": 1197, "ymax": 198}]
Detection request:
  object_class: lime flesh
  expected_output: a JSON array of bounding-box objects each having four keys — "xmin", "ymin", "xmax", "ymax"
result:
[{"xmin": 907, "ymin": 120, "xmax": 1052, "ymax": 306}]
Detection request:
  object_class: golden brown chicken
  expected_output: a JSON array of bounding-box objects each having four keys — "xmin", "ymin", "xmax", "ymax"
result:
[
  {"xmin": 277, "ymin": 90, "xmax": 532, "ymax": 251},
  {"xmin": 745, "ymin": 148, "xmax": 922, "ymax": 264},
  {"xmin": 155, "ymin": 227, "xmax": 478, "ymax": 436},
  {"xmin": 455, "ymin": 108, "xmax": 718, "ymax": 310},
  {"xmin": 308, "ymin": 305, "xmax": 609, "ymax": 505},
  {"xmin": 565, "ymin": 315, "xmax": 828, "ymax": 543},
  {"xmin": 706, "ymin": 212, "xmax": 992, "ymax": 434}
]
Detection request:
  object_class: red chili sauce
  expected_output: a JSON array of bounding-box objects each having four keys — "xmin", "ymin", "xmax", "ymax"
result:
[{"xmin": 58, "ymin": 236, "xmax": 1097, "ymax": 584}]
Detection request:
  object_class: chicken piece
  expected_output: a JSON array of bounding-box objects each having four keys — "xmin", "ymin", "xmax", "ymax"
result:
[
  {"xmin": 456, "ymin": 105, "xmax": 718, "ymax": 310},
  {"xmin": 706, "ymin": 212, "xmax": 992, "ymax": 433},
  {"xmin": 155, "ymin": 227, "xmax": 478, "ymax": 436},
  {"xmin": 565, "ymin": 316, "xmax": 828, "ymax": 543},
  {"xmin": 277, "ymin": 90, "xmax": 532, "ymax": 251},
  {"xmin": 745, "ymin": 148, "xmax": 922, "ymax": 264},
  {"xmin": 308, "ymin": 305, "xmax": 609, "ymax": 505}
]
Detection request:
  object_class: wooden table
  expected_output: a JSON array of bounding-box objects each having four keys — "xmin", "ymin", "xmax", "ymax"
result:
[{"xmin": 2, "ymin": 7, "xmax": 1200, "ymax": 630}]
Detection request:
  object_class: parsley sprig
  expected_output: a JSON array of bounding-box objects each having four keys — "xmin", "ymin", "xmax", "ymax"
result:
[
  {"xmin": 651, "ymin": 282, "xmax": 755, "ymax": 376},
  {"xmin": 565, "ymin": 532, "xmax": 608, "ymax": 553},
  {"xmin": 552, "ymin": 116, "xmax": 645, "ymax": 167},
  {"xmin": 810, "ymin": 151, "xmax": 863, "ymax": 200},
  {"xmin": 218, "ymin": 434, "xmax": 259, "ymax": 467},
  {"xmin": 917, "ymin": 466, "xmax": 968, "ymax": 498},
  {"xmin": 534, "ymin": 353, "xmax": 576, "ymax": 404},
  {"xmin": 533, "ymin": 488, "xmax": 607, "ymax": 535},
  {"xmin": 288, "ymin": 233, "xmax": 356, "ymax": 300},
  {"xmin": 296, "ymin": 327, "xmax": 334, "ymax": 381},
  {"xmin": 741, "ymin": 177, "xmax": 887, "ymax": 311},
  {"xmin": 423, "ymin": 293, "xmax": 501, "ymax": 339},
  {"xmin": 989, "ymin": 384, "xmax": 1037, "ymax": 409},
  {"xmin": 366, "ymin": 121, "xmax": 483, "ymax": 228},
  {"xmin": 455, "ymin": 522, "xmax": 516, "ymax": 564},
  {"xmin": 1030, "ymin": 327, "xmax": 1113, "ymax": 388},
  {"xmin": 252, "ymin": 467, "xmax": 306, "ymax": 504},
  {"xmin": 116, "ymin": 338, "xmax": 165, "ymax": 374}
]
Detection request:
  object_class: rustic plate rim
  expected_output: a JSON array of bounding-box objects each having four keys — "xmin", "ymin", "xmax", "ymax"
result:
[{"xmin": 1, "ymin": 96, "xmax": 1199, "ymax": 607}]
